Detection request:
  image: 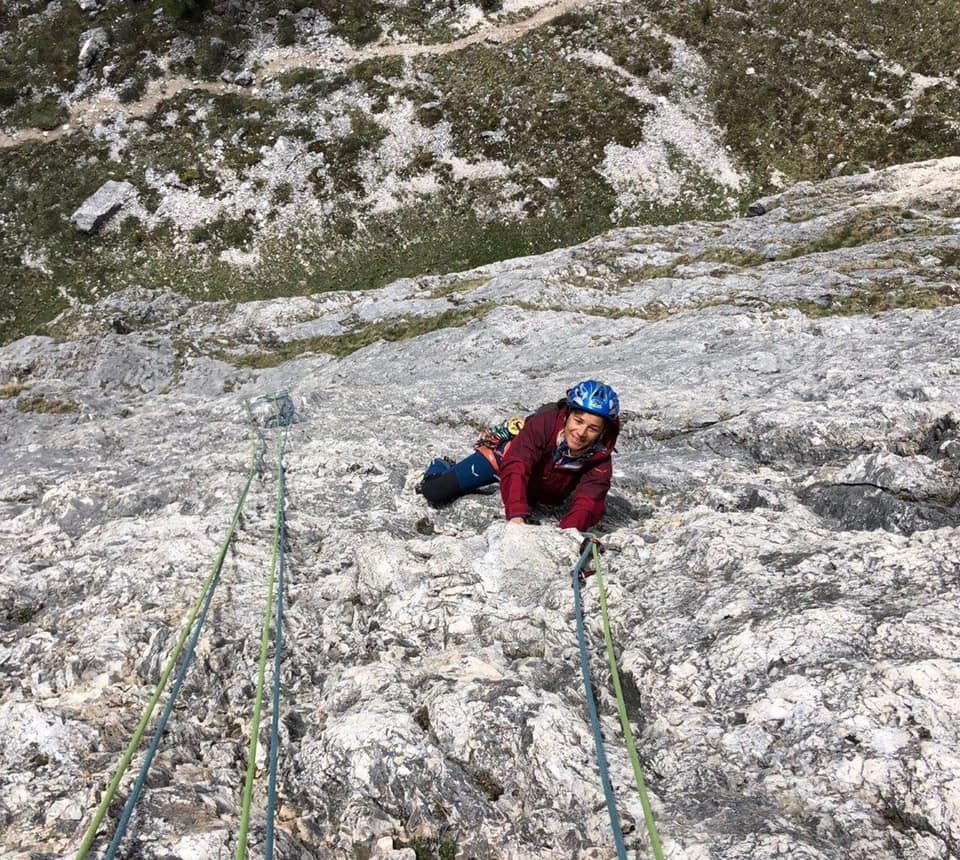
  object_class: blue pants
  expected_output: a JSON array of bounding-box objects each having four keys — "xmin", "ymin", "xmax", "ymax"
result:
[{"xmin": 419, "ymin": 451, "xmax": 497, "ymax": 506}]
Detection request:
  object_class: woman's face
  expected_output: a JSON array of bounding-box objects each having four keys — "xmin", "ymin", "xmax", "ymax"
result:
[{"xmin": 563, "ymin": 410, "xmax": 605, "ymax": 454}]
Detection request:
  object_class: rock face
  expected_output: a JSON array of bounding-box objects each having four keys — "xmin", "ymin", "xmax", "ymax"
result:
[
  {"xmin": 2, "ymin": 158, "xmax": 960, "ymax": 859},
  {"xmin": 77, "ymin": 28, "xmax": 109, "ymax": 70},
  {"xmin": 70, "ymin": 180, "xmax": 136, "ymax": 235}
]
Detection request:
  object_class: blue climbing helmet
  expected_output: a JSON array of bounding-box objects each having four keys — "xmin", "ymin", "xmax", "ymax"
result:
[{"xmin": 566, "ymin": 379, "xmax": 620, "ymax": 420}]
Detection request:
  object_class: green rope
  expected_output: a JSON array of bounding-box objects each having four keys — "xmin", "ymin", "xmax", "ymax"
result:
[
  {"xmin": 235, "ymin": 410, "xmax": 286, "ymax": 860},
  {"xmin": 591, "ymin": 542, "xmax": 665, "ymax": 860},
  {"xmin": 76, "ymin": 431, "xmax": 260, "ymax": 860}
]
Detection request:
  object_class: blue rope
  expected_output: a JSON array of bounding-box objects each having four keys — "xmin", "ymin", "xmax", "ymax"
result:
[
  {"xmin": 102, "ymin": 457, "xmax": 260, "ymax": 859},
  {"xmin": 572, "ymin": 542, "xmax": 629, "ymax": 860},
  {"xmin": 264, "ymin": 399, "xmax": 291, "ymax": 858},
  {"xmin": 104, "ymin": 547, "xmax": 229, "ymax": 859},
  {"xmin": 237, "ymin": 395, "xmax": 293, "ymax": 859}
]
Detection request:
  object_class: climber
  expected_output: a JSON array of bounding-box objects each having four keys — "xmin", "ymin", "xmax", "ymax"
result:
[{"xmin": 416, "ymin": 379, "xmax": 620, "ymax": 532}]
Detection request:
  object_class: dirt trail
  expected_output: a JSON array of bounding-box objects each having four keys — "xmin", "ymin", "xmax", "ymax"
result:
[{"xmin": 0, "ymin": 0, "xmax": 589, "ymax": 150}]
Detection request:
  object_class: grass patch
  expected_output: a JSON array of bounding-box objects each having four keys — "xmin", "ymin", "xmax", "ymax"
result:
[
  {"xmin": 6, "ymin": 604, "xmax": 42, "ymax": 624},
  {"xmin": 785, "ymin": 207, "xmax": 954, "ymax": 259},
  {"xmin": 421, "ymin": 32, "xmax": 649, "ymax": 216},
  {"xmin": 9, "ymin": 95, "xmax": 68, "ymax": 131},
  {"xmin": 580, "ymin": 303, "xmax": 673, "ymax": 320},
  {"xmin": 474, "ymin": 769, "xmax": 504, "ymax": 801},
  {"xmin": 0, "ymin": 4, "xmax": 89, "ymax": 102},
  {"xmin": 407, "ymin": 836, "xmax": 458, "ymax": 860},
  {"xmin": 17, "ymin": 395, "xmax": 79, "ymax": 414},
  {"xmin": 224, "ymin": 303, "xmax": 493, "ymax": 367},
  {"xmin": 190, "ymin": 212, "xmax": 255, "ymax": 248},
  {"xmin": 426, "ymin": 276, "xmax": 492, "ymax": 298},
  {"xmin": 275, "ymin": 67, "xmax": 349, "ymax": 95},
  {"xmin": 0, "ymin": 136, "xmax": 125, "ymax": 344},
  {"xmin": 793, "ymin": 280, "xmax": 960, "ymax": 317},
  {"xmin": 313, "ymin": 112, "xmax": 389, "ymax": 193},
  {"xmin": 124, "ymin": 87, "xmax": 300, "ymax": 199},
  {"xmin": 0, "ymin": 381, "xmax": 29, "ymax": 399},
  {"xmin": 696, "ymin": 246, "xmax": 769, "ymax": 268},
  {"xmin": 313, "ymin": 1, "xmax": 383, "ymax": 47},
  {"xmin": 195, "ymin": 203, "xmax": 624, "ymax": 313},
  {"xmin": 647, "ymin": 0, "xmax": 960, "ymax": 196}
]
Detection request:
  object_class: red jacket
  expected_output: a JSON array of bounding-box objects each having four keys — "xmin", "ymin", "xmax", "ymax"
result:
[{"xmin": 499, "ymin": 406, "xmax": 619, "ymax": 531}]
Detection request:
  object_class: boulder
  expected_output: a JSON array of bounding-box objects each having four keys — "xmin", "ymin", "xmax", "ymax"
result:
[
  {"xmin": 77, "ymin": 27, "xmax": 108, "ymax": 69},
  {"xmin": 70, "ymin": 180, "xmax": 136, "ymax": 234}
]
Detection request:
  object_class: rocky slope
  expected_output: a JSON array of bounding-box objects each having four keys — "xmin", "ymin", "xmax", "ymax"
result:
[
  {"xmin": 2, "ymin": 0, "xmax": 959, "ymax": 344},
  {"xmin": 1, "ymin": 157, "xmax": 959, "ymax": 859}
]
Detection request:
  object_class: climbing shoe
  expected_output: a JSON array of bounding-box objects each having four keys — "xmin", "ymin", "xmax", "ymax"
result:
[{"xmin": 415, "ymin": 457, "xmax": 456, "ymax": 494}]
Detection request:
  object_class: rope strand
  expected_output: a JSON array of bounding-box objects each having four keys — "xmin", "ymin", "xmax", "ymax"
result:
[
  {"xmin": 592, "ymin": 543, "xmax": 665, "ymax": 860},
  {"xmin": 236, "ymin": 396, "xmax": 291, "ymax": 860},
  {"xmin": 571, "ymin": 542, "xmax": 629, "ymax": 860},
  {"xmin": 265, "ymin": 402, "xmax": 290, "ymax": 859},
  {"xmin": 75, "ymin": 429, "xmax": 261, "ymax": 860}
]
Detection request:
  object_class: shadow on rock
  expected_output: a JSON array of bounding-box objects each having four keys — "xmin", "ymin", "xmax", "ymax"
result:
[{"xmin": 799, "ymin": 483, "xmax": 960, "ymax": 535}]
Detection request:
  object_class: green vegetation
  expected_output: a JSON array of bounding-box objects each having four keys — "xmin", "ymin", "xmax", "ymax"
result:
[
  {"xmin": 0, "ymin": 381, "xmax": 28, "ymax": 399},
  {"xmin": 0, "ymin": 136, "xmax": 124, "ymax": 343},
  {"xmin": 426, "ymin": 276, "xmax": 492, "ymax": 299},
  {"xmin": 421, "ymin": 29, "xmax": 649, "ymax": 221},
  {"xmin": 0, "ymin": 4, "xmax": 89, "ymax": 102},
  {"xmin": 276, "ymin": 67, "xmax": 349, "ymax": 95},
  {"xmin": 408, "ymin": 836, "xmax": 457, "ymax": 860},
  {"xmin": 647, "ymin": 0, "xmax": 960, "ymax": 196},
  {"xmin": 189, "ymin": 213, "xmax": 255, "ymax": 248},
  {"xmin": 412, "ymin": 705, "xmax": 431, "ymax": 730},
  {"xmin": 17, "ymin": 395, "xmax": 79, "ymax": 414},
  {"xmin": 785, "ymin": 207, "xmax": 953, "ymax": 259},
  {"xmin": 793, "ymin": 279, "xmax": 960, "ymax": 318},
  {"xmin": 223, "ymin": 303, "xmax": 493, "ymax": 367},
  {"xmin": 6, "ymin": 604, "xmax": 41, "ymax": 624},
  {"xmin": 162, "ymin": 0, "xmax": 213, "ymax": 20},
  {"xmin": 0, "ymin": 0, "xmax": 958, "ymax": 345},
  {"xmin": 474, "ymin": 769, "xmax": 504, "ymax": 801}
]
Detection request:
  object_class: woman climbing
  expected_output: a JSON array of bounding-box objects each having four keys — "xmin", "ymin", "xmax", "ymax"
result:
[{"xmin": 416, "ymin": 380, "xmax": 620, "ymax": 532}]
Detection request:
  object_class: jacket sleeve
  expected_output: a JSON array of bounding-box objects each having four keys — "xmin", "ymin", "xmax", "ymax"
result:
[
  {"xmin": 559, "ymin": 459, "xmax": 613, "ymax": 531},
  {"xmin": 499, "ymin": 410, "xmax": 554, "ymax": 521}
]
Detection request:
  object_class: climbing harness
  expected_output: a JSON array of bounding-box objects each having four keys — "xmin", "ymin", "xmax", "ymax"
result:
[
  {"xmin": 474, "ymin": 415, "xmax": 525, "ymax": 472},
  {"xmin": 75, "ymin": 394, "xmax": 294, "ymax": 860},
  {"xmin": 572, "ymin": 539, "xmax": 665, "ymax": 860}
]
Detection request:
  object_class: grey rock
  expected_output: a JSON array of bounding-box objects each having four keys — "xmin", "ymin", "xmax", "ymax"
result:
[
  {"xmin": 77, "ymin": 27, "xmax": 108, "ymax": 69},
  {"xmin": 70, "ymin": 180, "xmax": 136, "ymax": 234},
  {"xmin": 3, "ymin": 159, "xmax": 960, "ymax": 859}
]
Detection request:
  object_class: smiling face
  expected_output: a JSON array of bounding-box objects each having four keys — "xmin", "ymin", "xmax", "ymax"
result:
[{"xmin": 563, "ymin": 409, "xmax": 605, "ymax": 454}]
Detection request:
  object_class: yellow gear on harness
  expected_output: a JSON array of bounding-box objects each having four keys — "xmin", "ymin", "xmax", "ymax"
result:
[{"xmin": 505, "ymin": 416, "xmax": 525, "ymax": 437}]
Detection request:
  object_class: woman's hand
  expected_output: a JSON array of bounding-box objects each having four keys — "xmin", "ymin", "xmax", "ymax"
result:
[{"xmin": 509, "ymin": 517, "xmax": 527, "ymax": 524}]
